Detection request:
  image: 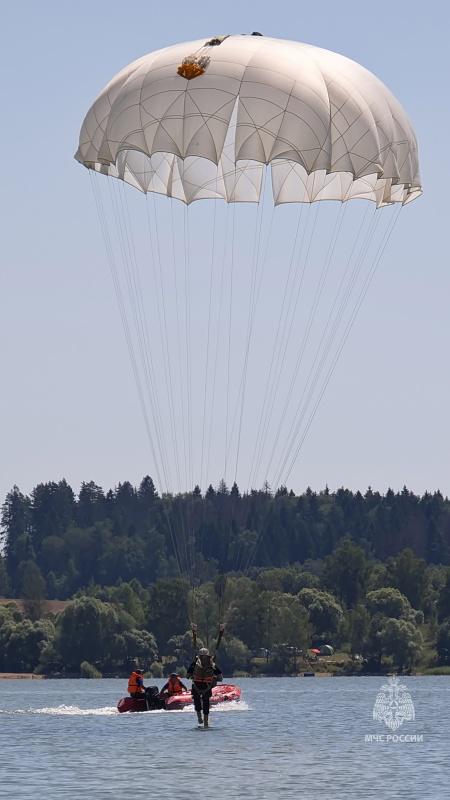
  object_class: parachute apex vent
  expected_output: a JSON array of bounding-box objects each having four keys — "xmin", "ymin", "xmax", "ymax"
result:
[{"xmin": 204, "ymin": 35, "xmax": 230, "ymax": 46}]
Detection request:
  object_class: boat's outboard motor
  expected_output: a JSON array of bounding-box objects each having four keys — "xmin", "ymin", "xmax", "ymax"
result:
[{"xmin": 143, "ymin": 685, "xmax": 166, "ymax": 710}]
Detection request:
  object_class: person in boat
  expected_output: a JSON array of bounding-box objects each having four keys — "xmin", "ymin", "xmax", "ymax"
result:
[
  {"xmin": 187, "ymin": 647, "xmax": 223, "ymax": 727},
  {"xmin": 160, "ymin": 672, "xmax": 188, "ymax": 697},
  {"xmin": 127, "ymin": 668, "xmax": 147, "ymax": 699}
]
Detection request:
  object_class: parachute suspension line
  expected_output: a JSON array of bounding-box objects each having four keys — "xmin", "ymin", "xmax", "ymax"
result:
[
  {"xmin": 169, "ymin": 199, "xmax": 189, "ymax": 492},
  {"xmin": 238, "ymin": 205, "xmax": 387, "ymax": 574},
  {"xmin": 142, "ymin": 205, "xmax": 193, "ymax": 625},
  {"xmin": 256, "ymin": 203, "xmax": 316, "ymax": 484},
  {"xmin": 199, "ymin": 197, "xmax": 219, "ymax": 492},
  {"xmin": 247, "ymin": 201, "xmax": 308, "ymax": 491},
  {"xmin": 89, "ymin": 173, "xmax": 165, "ymax": 493},
  {"xmin": 150, "ymin": 193, "xmax": 183, "ymax": 495},
  {"xmin": 271, "ymin": 205, "xmax": 381, "ymax": 487},
  {"xmin": 268, "ymin": 200, "xmax": 362, "ymax": 486},
  {"xmin": 137, "ymin": 196, "xmax": 178, "ymax": 493},
  {"xmin": 181, "ymin": 201, "xmax": 198, "ymax": 601},
  {"xmin": 197, "ymin": 202, "xmax": 232, "ymax": 592},
  {"xmin": 224, "ymin": 202, "xmax": 236, "ymax": 479},
  {"xmin": 144, "ymin": 197, "xmax": 191, "ymax": 599},
  {"xmin": 243, "ymin": 198, "xmax": 321, "ymax": 500},
  {"xmin": 263, "ymin": 201, "xmax": 347, "ymax": 484},
  {"xmin": 222, "ymin": 193, "xmax": 286, "ymax": 571},
  {"xmin": 169, "ymin": 200, "xmax": 197, "ymax": 597},
  {"xmin": 225, "ymin": 193, "xmax": 264, "ymax": 474},
  {"xmin": 227, "ymin": 193, "xmax": 279, "ymax": 575},
  {"xmin": 206, "ymin": 201, "xmax": 231, "ymax": 484},
  {"xmin": 229, "ymin": 199, "xmax": 344, "ymax": 576},
  {"xmin": 237, "ymin": 199, "xmax": 346, "ymax": 569},
  {"xmin": 115, "ymin": 181, "xmax": 174, "ymax": 493},
  {"xmin": 280, "ymin": 203, "xmax": 403, "ymax": 486},
  {"xmin": 183, "ymin": 203, "xmax": 194, "ymax": 490},
  {"xmin": 229, "ymin": 180, "xmax": 276, "ymax": 487},
  {"xmin": 144, "ymin": 194, "xmax": 177, "ymax": 491},
  {"xmin": 91, "ymin": 175, "xmax": 191, "ymax": 608},
  {"xmin": 149, "ymin": 197, "xmax": 194, "ymax": 591},
  {"xmin": 214, "ymin": 245, "xmax": 242, "ymax": 629},
  {"xmin": 204, "ymin": 197, "xmax": 267, "ymax": 594},
  {"xmin": 214, "ymin": 202, "xmax": 239, "ymax": 619},
  {"xmin": 248, "ymin": 198, "xmax": 306, "ymax": 491},
  {"xmin": 286, "ymin": 209, "xmax": 379, "ymax": 450},
  {"xmin": 235, "ymin": 202, "xmax": 319, "ymax": 575}
]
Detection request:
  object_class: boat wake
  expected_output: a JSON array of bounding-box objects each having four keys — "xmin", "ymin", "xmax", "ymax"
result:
[
  {"xmin": 0, "ymin": 700, "xmax": 249, "ymax": 716},
  {"xmin": 0, "ymin": 705, "xmax": 118, "ymax": 716}
]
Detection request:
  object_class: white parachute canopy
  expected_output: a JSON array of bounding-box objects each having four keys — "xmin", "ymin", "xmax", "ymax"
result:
[
  {"xmin": 75, "ymin": 35, "xmax": 421, "ymax": 207},
  {"xmin": 75, "ymin": 34, "xmax": 422, "ymax": 498}
]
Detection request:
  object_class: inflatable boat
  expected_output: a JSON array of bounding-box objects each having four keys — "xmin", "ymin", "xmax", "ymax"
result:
[{"xmin": 117, "ymin": 684, "xmax": 241, "ymax": 713}]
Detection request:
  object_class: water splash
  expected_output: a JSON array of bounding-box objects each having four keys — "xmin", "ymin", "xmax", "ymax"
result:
[
  {"xmin": 213, "ymin": 700, "xmax": 249, "ymax": 712},
  {"xmin": 175, "ymin": 700, "xmax": 249, "ymax": 713}
]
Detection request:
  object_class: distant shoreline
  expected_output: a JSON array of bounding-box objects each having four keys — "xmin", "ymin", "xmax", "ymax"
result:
[
  {"xmin": 0, "ymin": 671, "xmax": 447, "ymax": 680},
  {"xmin": 0, "ymin": 672, "xmax": 332, "ymax": 680}
]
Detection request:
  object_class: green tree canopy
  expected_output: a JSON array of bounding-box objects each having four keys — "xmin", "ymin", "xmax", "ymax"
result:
[
  {"xmin": 366, "ymin": 588, "xmax": 416, "ymax": 622},
  {"xmin": 385, "ymin": 548, "xmax": 431, "ymax": 610},
  {"xmin": 436, "ymin": 619, "xmax": 450, "ymax": 666},
  {"xmin": 379, "ymin": 618, "xmax": 423, "ymax": 672},
  {"xmin": 298, "ymin": 588, "xmax": 343, "ymax": 640},
  {"xmin": 324, "ymin": 536, "xmax": 371, "ymax": 608}
]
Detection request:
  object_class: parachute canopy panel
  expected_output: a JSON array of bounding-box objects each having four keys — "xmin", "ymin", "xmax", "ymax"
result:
[{"xmin": 75, "ymin": 35, "xmax": 422, "ymax": 207}]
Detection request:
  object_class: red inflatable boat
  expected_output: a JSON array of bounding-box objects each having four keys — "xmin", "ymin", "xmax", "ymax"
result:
[{"xmin": 117, "ymin": 684, "xmax": 241, "ymax": 713}]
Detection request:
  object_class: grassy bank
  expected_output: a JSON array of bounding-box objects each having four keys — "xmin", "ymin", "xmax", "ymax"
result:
[{"xmin": 0, "ymin": 673, "xmax": 45, "ymax": 679}]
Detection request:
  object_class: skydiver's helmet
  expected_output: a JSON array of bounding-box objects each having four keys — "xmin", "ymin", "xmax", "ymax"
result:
[{"xmin": 199, "ymin": 648, "xmax": 209, "ymax": 655}]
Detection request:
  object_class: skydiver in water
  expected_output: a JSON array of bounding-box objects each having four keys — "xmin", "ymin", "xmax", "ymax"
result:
[{"xmin": 187, "ymin": 647, "xmax": 223, "ymax": 727}]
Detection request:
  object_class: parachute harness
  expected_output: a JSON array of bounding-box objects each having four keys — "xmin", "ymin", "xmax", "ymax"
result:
[{"xmin": 177, "ymin": 35, "xmax": 231, "ymax": 80}]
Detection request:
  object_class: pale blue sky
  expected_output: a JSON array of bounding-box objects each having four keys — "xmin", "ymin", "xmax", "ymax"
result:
[{"xmin": 1, "ymin": 0, "xmax": 448, "ymax": 505}]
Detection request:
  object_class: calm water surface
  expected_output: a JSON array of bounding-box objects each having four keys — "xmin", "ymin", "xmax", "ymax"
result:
[{"xmin": 0, "ymin": 676, "xmax": 448, "ymax": 799}]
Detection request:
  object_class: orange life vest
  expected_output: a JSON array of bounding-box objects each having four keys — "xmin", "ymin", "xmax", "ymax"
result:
[
  {"xmin": 127, "ymin": 671, "xmax": 143, "ymax": 694},
  {"xmin": 167, "ymin": 676, "xmax": 183, "ymax": 694}
]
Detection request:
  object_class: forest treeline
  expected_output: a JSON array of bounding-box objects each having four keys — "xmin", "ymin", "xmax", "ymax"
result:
[{"xmin": 1, "ymin": 477, "xmax": 450, "ymax": 676}]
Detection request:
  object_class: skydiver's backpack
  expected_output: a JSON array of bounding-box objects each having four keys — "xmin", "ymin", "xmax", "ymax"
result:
[{"xmin": 193, "ymin": 654, "xmax": 214, "ymax": 684}]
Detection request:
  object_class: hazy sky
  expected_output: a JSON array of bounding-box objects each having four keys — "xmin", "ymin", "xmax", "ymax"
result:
[{"xmin": 1, "ymin": 0, "xmax": 448, "ymax": 506}]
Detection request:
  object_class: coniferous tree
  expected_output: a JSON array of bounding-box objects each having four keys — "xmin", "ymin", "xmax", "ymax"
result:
[
  {"xmin": 77, "ymin": 481, "xmax": 106, "ymax": 526},
  {"xmin": 1, "ymin": 486, "xmax": 31, "ymax": 578}
]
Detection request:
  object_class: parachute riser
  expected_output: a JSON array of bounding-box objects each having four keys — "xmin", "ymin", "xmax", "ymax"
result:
[
  {"xmin": 191, "ymin": 622, "xmax": 225, "ymax": 657},
  {"xmin": 191, "ymin": 622, "xmax": 198, "ymax": 655},
  {"xmin": 215, "ymin": 622, "xmax": 225, "ymax": 656}
]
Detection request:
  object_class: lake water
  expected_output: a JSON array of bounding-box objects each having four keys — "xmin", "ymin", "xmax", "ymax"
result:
[{"xmin": 0, "ymin": 676, "xmax": 448, "ymax": 799}]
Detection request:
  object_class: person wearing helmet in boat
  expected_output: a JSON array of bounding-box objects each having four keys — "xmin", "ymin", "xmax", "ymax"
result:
[
  {"xmin": 160, "ymin": 672, "xmax": 188, "ymax": 697},
  {"xmin": 127, "ymin": 668, "xmax": 147, "ymax": 699},
  {"xmin": 187, "ymin": 647, "xmax": 223, "ymax": 727}
]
